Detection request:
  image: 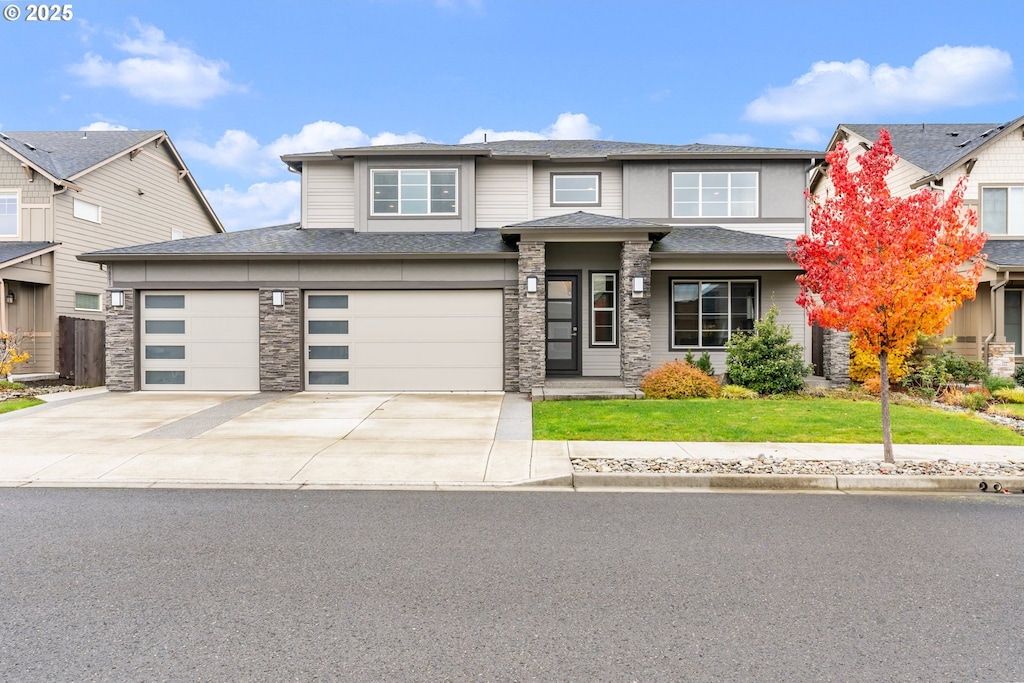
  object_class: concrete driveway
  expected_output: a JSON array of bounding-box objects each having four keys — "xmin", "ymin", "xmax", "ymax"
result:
[{"xmin": 0, "ymin": 391, "xmax": 571, "ymax": 488}]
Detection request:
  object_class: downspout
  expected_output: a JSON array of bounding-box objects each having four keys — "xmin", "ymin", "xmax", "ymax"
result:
[{"xmin": 985, "ymin": 270, "xmax": 1010, "ymax": 363}]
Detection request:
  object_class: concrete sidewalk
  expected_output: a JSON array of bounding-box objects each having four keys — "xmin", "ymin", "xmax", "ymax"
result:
[{"xmin": 1, "ymin": 389, "xmax": 1023, "ymax": 492}]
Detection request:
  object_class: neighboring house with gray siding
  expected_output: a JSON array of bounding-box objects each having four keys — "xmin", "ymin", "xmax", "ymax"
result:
[
  {"xmin": 0, "ymin": 130, "xmax": 223, "ymax": 376},
  {"xmin": 81, "ymin": 139, "xmax": 819, "ymax": 393},
  {"xmin": 811, "ymin": 115, "xmax": 1024, "ymax": 376}
]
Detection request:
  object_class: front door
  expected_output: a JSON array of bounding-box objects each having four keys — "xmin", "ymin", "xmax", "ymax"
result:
[{"xmin": 546, "ymin": 273, "xmax": 580, "ymax": 375}]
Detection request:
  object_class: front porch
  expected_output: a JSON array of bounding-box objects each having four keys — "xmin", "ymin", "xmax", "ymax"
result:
[{"xmin": 531, "ymin": 376, "xmax": 645, "ymax": 401}]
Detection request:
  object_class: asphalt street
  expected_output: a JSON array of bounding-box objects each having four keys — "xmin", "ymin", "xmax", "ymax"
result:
[{"xmin": 1, "ymin": 489, "xmax": 1022, "ymax": 682}]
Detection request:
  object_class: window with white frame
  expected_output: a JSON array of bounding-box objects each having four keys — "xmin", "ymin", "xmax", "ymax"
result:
[
  {"xmin": 75, "ymin": 292, "xmax": 102, "ymax": 311},
  {"xmin": 371, "ymin": 169, "xmax": 457, "ymax": 216},
  {"xmin": 672, "ymin": 172, "xmax": 758, "ymax": 218},
  {"xmin": 73, "ymin": 198, "xmax": 102, "ymax": 223},
  {"xmin": 671, "ymin": 279, "xmax": 758, "ymax": 348},
  {"xmin": 552, "ymin": 173, "xmax": 600, "ymax": 206},
  {"xmin": 982, "ymin": 186, "xmax": 1024, "ymax": 235},
  {"xmin": 0, "ymin": 191, "xmax": 17, "ymax": 236},
  {"xmin": 590, "ymin": 272, "xmax": 617, "ymax": 346}
]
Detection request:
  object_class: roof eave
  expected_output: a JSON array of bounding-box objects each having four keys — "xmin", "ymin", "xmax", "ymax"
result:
[
  {"xmin": 78, "ymin": 250, "xmax": 516, "ymax": 263},
  {"xmin": 330, "ymin": 146, "xmax": 493, "ymax": 158},
  {"xmin": 1, "ymin": 243, "xmax": 61, "ymax": 267},
  {"xmin": 609, "ymin": 151, "xmax": 820, "ymax": 161}
]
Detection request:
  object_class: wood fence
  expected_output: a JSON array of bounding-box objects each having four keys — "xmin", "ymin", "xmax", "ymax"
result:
[{"xmin": 58, "ymin": 316, "xmax": 105, "ymax": 387}]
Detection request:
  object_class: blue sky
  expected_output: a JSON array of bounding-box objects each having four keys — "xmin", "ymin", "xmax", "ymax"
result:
[{"xmin": 1, "ymin": 0, "xmax": 1022, "ymax": 230}]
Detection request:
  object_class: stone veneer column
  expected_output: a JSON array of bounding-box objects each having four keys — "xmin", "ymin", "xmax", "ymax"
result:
[
  {"xmin": 822, "ymin": 329, "xmax": 851, "ymax": 385},
  {"xmin": 620, "ymin": 240, "xmax": 652, "ymax": 388},
  {"xmin": 503, "ymin": 286, "xmax": 520, "ymax": 392},
  {"xmin": 105, "ymin": 289, "xmax": 136, "ymax": 391},
  {"xmin": 987, "ymin": 341, "xmax": 1016, "ymax": 378},
  {"xmin": 259, "ymin": 288, "xmax": 301, "ymax": 391},
  {"xmin": 518, "ymin": 242, "xmax": 546, "ymax": 392}
]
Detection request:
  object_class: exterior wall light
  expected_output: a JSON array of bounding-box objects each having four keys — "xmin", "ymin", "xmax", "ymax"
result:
[
  {"xmin": 5, "ymin": 290, "xmax": 14, "ymax": 305},
  {"xmin": 272, "ymin": 290, "xmax": 285, "ymax": 307},
  {"xmin": 110, "ymin": 290, "xmax": 125, "ymax": 307},
  {"xmin": 526, "ymin": 276, "xmax": 538, "ymax": 294},
  {"xmin": 632, "ymin": 276, "xmax": 645, "ymax": 296}
]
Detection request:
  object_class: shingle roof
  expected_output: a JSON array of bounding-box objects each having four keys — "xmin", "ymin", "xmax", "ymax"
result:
[
  {"xmin": 80, "ymin": 224, "xmax": 517, "ymax": 260},
  {"xmin": 0, "ymin": 241, "xmax": 58, "ymax": 266},
  {"xmin": 504, "ymin": 212, "xmax": 668, "ymax": 229},
  {"xmin": 981, "ymin": 240, "xmax": 1024, "ymax": 268},
  {"xmin": 841, "ymin": 123, "xmax": 1007, "ymax": 175},
  {"xmin": 653, "ymin": 226, "xmax": 793, "ymax": 255},
  {"xmin": 311, "ymin": 138, "xmax": 821, "ymax": 160},
  {"xmin": 0, "ymin": 130, "xmax": 161, "ymax": 180}
]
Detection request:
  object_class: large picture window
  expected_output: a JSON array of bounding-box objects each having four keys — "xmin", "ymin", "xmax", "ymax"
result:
[
  {"xmin": 672, "ymin": 172, "xmax": 758, "ymax": 218},
  {"xmin": 671, "ymin": 279, "xmax": 758, "ymax": 348},
  {"xmin": 371, "ymin": 169, "xmax": 458, "ymax": 216},
  {"xmin": 590, "ymin": 272, "xmax": 617, "ymax": 346},
  {"xmin": 0, "ymin": 191, "xmax": 17, "ymax": 236},
  {"xmin": 982, "ymin": 186, "xmax": 1024, "ymax": 235}
]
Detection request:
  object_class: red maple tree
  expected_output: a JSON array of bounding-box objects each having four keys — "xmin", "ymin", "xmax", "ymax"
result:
[{"xmin": 792, "ymin": 129, "xmax": 987, "ymax": 462}]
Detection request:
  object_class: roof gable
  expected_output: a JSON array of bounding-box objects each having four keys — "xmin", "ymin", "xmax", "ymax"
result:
[{"xmin": 0, "ymin": 130, "xmax": 162, "ymax": 180}]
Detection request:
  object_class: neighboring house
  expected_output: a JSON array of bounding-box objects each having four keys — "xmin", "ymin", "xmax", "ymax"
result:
[
  {"xmin": 0, "ymin": 130, "xmax": 224, "ymax": 376},
  {"xmin": 81, "ymin": 139, "xmax": 820, "ymax": 393},
  {"xmin": 811, "ymin": 115, "xmax": 1024, "ymax": 376}
]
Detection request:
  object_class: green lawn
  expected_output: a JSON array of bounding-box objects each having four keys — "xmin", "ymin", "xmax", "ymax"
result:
[
  {"xmin": 534, "ymin": 398, "xmax": 1024, "ymax": 445},
  {"xmin": 0, "ymin": 397, "xmax": 44, "ymax": 414}
]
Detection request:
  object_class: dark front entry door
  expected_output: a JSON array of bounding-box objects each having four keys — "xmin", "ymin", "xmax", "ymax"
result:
[{"xmin": 546, "ymin": 273, "xmax": 580, "ymax": 374}]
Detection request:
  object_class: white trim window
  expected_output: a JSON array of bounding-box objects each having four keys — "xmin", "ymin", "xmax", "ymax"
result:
[
  {"xmin": 590, "ymin": 272, "xmax": 617, "ymax": 346},
  {"xmin": 73, "ymin": 198, "xmax": 102, "ymax": 223},
  {"xmin": 672, "ymin": 172, "xmax": 758, "ymax": 218},
  {"xmin": 552, "ymin": 173, "xmax": 600, "ymax": 206},
  {"xmin": 982, "ymin": 186, "xmax": 1024, "ymax": 235},
  {"xmin": 671, "ymin": 279, "xmax": 758, "ymax": 348},
  {"xmin": 74, "ymin": 292, "xmax": 102, "ymax": 311},
  {"xmin": 371, "ymin": 169, "xmax": 458, "ymax": 216},
  {"xmin": 0, "ymin": 191, "xmax": 18, "ymax": 237}
]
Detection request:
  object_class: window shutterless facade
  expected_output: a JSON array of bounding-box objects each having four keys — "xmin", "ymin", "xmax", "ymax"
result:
[
  {"xmin": 74, "ymin": 292, "xmax": 102, "ymax": 311},
  {"xmin": 981, "ymin": 186, "xmax": 1024, "ymax": 235},
  {"xmin": 371, "ymin": 169, "xmax": 458, "ymax": 216},
  {"xmin": 672, "ymin": 172, "xmax": 758, "ymax": 218},
  {"xmin": 0, "ymin": 191, "xmax": 18, "ymax": 237},
  {"xmin": 671, "ymin": 279, "xmax": 758, "ymax": 348},
  {"xmin": 73, "ymin": 198, "xmax": 102, "ymax": 223},
  {"xmin": 590, "ymin": 272, "xmax": 617, "ymax": 346},
  {"xmin": 552, "ymin": 173, "xmax": 601, "ymax": 206}
]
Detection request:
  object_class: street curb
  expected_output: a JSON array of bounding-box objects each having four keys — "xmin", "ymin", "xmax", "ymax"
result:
[{"xmin": 572, "ymin": 472, "xmax": 1024, "ymax": 492}]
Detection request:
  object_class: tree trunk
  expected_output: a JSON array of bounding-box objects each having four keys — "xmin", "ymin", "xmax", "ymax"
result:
[{"xmin": 879, "ymin": 350, "xmax": 894, "ymax": 463}]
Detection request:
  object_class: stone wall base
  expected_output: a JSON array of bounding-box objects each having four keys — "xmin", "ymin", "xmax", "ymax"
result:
[{"xmin": 987, "ymin": 341, "xmax": 1016, "ymax": 379}]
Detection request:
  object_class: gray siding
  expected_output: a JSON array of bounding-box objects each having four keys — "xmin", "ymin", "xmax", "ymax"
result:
[
  {"xmin": 546, "ymin": 243, "xmax": 621, "ymax": 376},
  {"xmin": 624, "ymin": 159, "xmax": 808, "ymax": 238},
  {"xmin": 650, "ymin": 269, "xmax": 809, "ymax": 373},
  {"xmin": 52, "ymin": 143, "xmax": 221, "ymax": 322},
  {"xmin": 476, "ymin": 160, "xmax": 531, "ymax": 228},
  {"xmin": 303, "ymin": 161, "xmax": 355, "ymax": 229}
]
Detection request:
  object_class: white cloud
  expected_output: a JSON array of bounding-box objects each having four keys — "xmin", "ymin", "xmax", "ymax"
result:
[
  {"xmin": 264, "ymin": 120, "xmax": 371, "ymax": 157},
  {"xmin": 370, "ymin": 131, "xmax": 429, "ymax": 146},
  {"xmin": 68, "ymin": 20, "xmax": 242, "ymax": 107},
  {"xmin": 204, "ymin": 180, "xmax": 301, "ymax": 231},
  {"xmin": 459, "ymin": 112, "xmax": 601, "ymax": 143},
  {"xmin": 744, "ymin": 45, "xmax": 1014, "ymax": 124},
  {"xmin": 178, "ymin": 129, "xmax": 266, "ymax": 174},
  {"xmin": 697, "ymin": 133, "xmax": 756, "ymax": 146},
  {"xmin": 79, "ymin": 121, "xmax": 129, "ymax": 131},
  {"xmin": 787, "ymin": 126, "xmax": 824, "ymax": 147}
]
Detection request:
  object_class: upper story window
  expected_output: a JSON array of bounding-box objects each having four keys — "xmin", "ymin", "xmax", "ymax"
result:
[
  {"xmin": 73, "ymin": 198, "xmax": 102, "ymax": 223},
  {"xmin": 672, "ymin": 172, "xmax": 758, "ymax": 218},
  {"xmin": 371, "ymin": 169, "xmax": 457, "ymax": 216},
  {"xmin": 0, "ymin": 191, "xmax": 17, "ymax": 237},
  {"xmin": 982, "ymin": 186, "xmax": 1024, "ymax": 235},
  {"xmin": 552, "ymin": 173, "xmax": 600, "ymax": 206}
]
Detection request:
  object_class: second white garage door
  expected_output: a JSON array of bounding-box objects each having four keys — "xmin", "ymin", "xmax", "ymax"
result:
[{"xmin": 305, "ymin": 290, "xmax": 503, "ymax": 391}]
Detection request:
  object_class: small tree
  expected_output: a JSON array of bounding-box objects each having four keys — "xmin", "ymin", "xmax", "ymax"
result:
[
  {"xmin": 725, "ymin": 306, "xmax": 810, "ymax": 394},
  {"xmin": 0, "ymin": 329, "xmax": 31, "ymax": 379},
  {"xmin": 791, "ymin": 130, "xmax": 986, "ymax": 462}
]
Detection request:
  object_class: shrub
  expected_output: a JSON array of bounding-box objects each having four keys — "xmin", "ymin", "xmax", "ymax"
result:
[
  {"xmin": 725, "ymin": 306, "xmax": 810, "ymax": 395},
  {"xmin": 984, "ymin": 375, "xmax": 1016, "ymax": 393},
  {"xmin": 943, "ymin": 353, "xmax": 987, "ymax": 384},
  {"xmin": 993, "ymin": 387, "xmax": 1024, "ymax": 404},
  {"xmin": 900, "ymin": 350, "xmax": 987, "ymax": 392},
  {"xmin": 684, "ymin": 351, "xmax": 715, "ymax": 376},
  {"xmin": 849, "ymin": 338, "xmax": 910, "ymax": 384},
  {"xmin": 1014, "ymin": 364, "xmax": 1024, "ymax": 387},
  {"xmin": 959, "ymin": 388, "xmax": 989, "ymax": 411},
  {"xmin": 719, "ymin": 384, "xmax": 759, "ymax": 400},
  {"xmin": 640, "ymin": 360, "xmax": 720, "ymax": 399}
]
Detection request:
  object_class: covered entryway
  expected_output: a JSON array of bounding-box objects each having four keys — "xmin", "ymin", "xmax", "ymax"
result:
[
  {"xmin": 304, "ymin": 289, "xmax": 503, "ymax": 391},
  {"xmin": 139, "ymin": 290, "xmax": 259, "ymax": 390}
]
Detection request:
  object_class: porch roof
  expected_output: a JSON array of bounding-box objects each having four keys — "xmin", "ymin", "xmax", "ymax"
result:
[
  {"xmin": 0, "ymin": 241, "xmax": 59, "ymax": 267},
  {"xmin": 983, "ymin": 239, "xmax": 1024, "ymax": 269},
  {"xmin": 653, "ymin": 226, "xmax": 793, "ymax": 255}
]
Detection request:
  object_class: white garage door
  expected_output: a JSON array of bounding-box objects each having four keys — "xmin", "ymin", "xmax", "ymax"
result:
[
  {"xmin": 140, "ymin": 290, "xmax": 259, "ymax": 390},
  {"xmin": 305, "ymin": 290, "xmax": 503, "ymax": 391}
]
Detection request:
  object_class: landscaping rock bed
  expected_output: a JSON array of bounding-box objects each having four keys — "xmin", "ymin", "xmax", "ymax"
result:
[
  {"xmin": 571, "ymin": 454, "xmax": 1024, "ymax": 477},
  {"xmin": 0, "ymin": 379, "xmax": 81, "ymax": 401}
]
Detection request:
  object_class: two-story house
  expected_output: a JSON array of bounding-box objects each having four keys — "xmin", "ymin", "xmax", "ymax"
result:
[
  {"xmin": 0, "ymin": 130, "xmax": 224, "ymax": 376},
  {"xmin": 81, "ymin": 139, "xmax": 820, "ymax": 393},
  {"xmin": 811, "ymin": 115, "xmax": 1024, "ymax": 376}
]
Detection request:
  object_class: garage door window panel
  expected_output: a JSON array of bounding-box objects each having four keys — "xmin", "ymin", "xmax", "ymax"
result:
[
  {"xmin": 145, "ymin": 370, "xmax": 185, "ymax": 385},
  {"xmin": 145, "ymin": 295, "xmax": 185, "ymax": 309},
  {"xmin": 309, "ymin": 345, "xmax": 349, "ymax": 360},
  {"xmin": 308, "ymin": 295, "xmax": 349, "ymax": 309},
  {"xmin": 309, "ymin": 320, "xmax": 349, "ymax": 335},
  {"xmin": 145, "ymin": 345, "xmax": 186, "ymax": 360},
  {"xmin": 145, "ymin": 320, "xmax": 185, "ymax": 334},
  {"xmin": 309, "ymin": 371, "xmax": 350, "ymax": 385}
]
